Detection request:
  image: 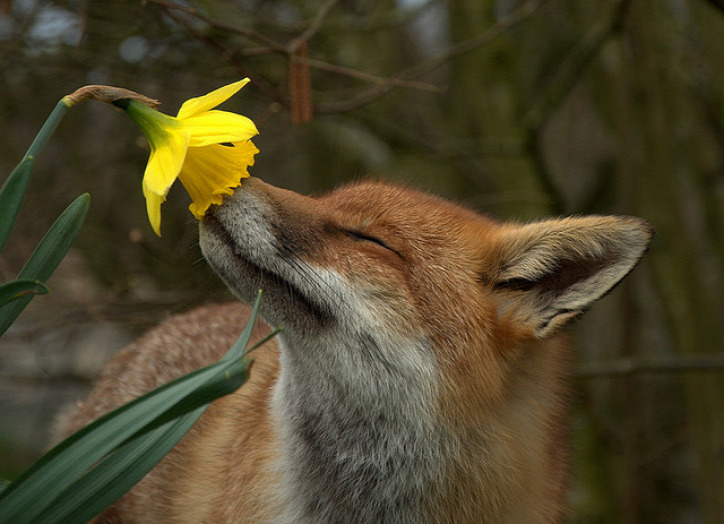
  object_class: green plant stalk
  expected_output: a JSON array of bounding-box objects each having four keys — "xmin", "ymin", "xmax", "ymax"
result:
[
  {"xmin": 23, "ymin": 99, "xmax": 71, "ymax": 160},
  {"xmin": 0, "ymin": 293, "xmax": 280, "ymax": 523},
  {"xmin": 0, "ymin": 157, "xmax": 34, "ymax": 254},
  {"xmin": 0, "ymin": 99, "xmax": 71, "ymax": 252},
  {"xmin": 0, "ymin": 96, "xmax": 78, "ymax": 332},
  {"xmin": 0, "ymin": 280, "xmax": 48, "ymax": 307},
  {"xmin": 0, "ymin": 356, "xmax": 250, "ymax": 523},
  {"xmin": 35, "ymin": 407, "xmax": 207, "ymax": 524},
  {"xmin": 0, "ymin": 193, "xmax": 89, "ymax": 336}
]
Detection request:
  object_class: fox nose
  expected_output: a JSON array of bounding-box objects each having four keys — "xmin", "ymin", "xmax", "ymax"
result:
[{"xmin": 203, "ymin": 177, "xmax": 260, "ymax": 218}]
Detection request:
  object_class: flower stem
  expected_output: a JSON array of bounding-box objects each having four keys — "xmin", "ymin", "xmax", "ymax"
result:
[{"xmin": 23, "ymin": 99, "xmax": 72, "ymax": 160}]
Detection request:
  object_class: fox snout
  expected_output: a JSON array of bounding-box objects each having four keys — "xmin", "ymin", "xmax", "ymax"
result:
[{"xmin": 200, "ymin": 178, "xmax": 342, "ymax": 330}]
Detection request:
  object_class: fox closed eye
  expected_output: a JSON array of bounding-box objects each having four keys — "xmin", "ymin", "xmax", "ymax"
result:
[{"xmin": 343, "ymin": 229, "xmax": 395, "ymax": 252}]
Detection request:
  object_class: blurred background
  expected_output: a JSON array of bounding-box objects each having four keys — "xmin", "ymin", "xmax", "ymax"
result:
[{"xmin": 1, "ymin": 0, "xmax": 723, "ymax": 521}]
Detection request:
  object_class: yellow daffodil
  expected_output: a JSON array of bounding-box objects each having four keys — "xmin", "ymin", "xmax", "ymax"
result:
[{"xmin": 114, "ymin": 78, "xmax": 258, "ymax": 235}]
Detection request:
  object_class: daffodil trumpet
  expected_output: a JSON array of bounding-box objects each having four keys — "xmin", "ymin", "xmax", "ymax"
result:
[{"xmin": 113, "ymin": 79, "xmax": 259, "ymax": 235}]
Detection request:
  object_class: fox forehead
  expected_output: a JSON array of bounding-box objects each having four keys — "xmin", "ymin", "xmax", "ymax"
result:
[
  {"xmin": 320, "ymin": 180, "xmax": 486, "ymax": 223},
  {"xmin": 292, "ymin": 181, "xmax": 495, "ymax": 286},
  {"xmin": 316, "ymin": 181, "xmax": 500, "ymax": 257}
]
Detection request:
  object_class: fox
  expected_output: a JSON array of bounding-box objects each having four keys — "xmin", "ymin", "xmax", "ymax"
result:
[{"xmin": 59, "ymin": 177, "xmax": 653, "ymax": 523}]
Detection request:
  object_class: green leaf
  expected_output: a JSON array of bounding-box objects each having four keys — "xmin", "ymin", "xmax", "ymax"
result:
[
  {"xmin": 0, "ymin": 157, "xmax": 34, "ymax": 255},
  {"xmin": 32, "ymin": 408, "xmax": 206, "ymax": 524},
  {"xmin": 0, "ymin": 292, "xmax": 277, "ymax": 523},
  {"xmin": 23, "ymin": 99, "xmax": 71, "ymax": 160},
  {"xmin": 17, "ymin": 193, "xmax": 90, "ymax": 281},
  {"xmin": 0, "ymin": 97, "xmax": 72, "ymax": 257},
  {"xmin": 0, "ymin": 193, "xmax": 89, "ymax": 336},
  {"xmin": 0, "ymin": 280, "xmax": 48, "ymax": 307},
  {"xmin": 0, "ymin": 343, "xmax": 251, "ymax": 522}
]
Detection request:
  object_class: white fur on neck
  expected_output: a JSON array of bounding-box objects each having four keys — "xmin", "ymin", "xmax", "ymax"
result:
[{"xmin": 270, "ymin": 268, "xmax": 442, "ymax": 523}]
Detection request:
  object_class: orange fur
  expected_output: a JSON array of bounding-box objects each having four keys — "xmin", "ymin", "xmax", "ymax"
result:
[{"xmin": 60, "ymin": 179, "xmax": 653, "ymax": 522}]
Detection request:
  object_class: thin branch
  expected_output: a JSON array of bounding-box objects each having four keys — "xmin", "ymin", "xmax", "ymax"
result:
[
  {"xmin": 523, "ymin": 0, "xmax": 632, "ymax": 129},
  {"xmin": 300, "ymin": 56, "xmax": 442, "ymax": 93},
  {"xmin": 147, "ymin": 0, "xmax": 285, "ymax": 50},
  {"xmin": 75, "ymin": 0, "xmax": 87, "ymax": 47},
  {"xmin": 701, "ymin": 0, "xmax": 724, "ymax": 15},
  {"xmin": 151, "ymin": 0, "xmax": 545, "ymax": 113},
  {"xmin": 288, "ymin": 0, "xmax": 338, "ymax": 53},
  {"xmin": 286, "ymin": 1, "xmax": 339, "ymax": 124},
  {"xmin": 289, "ymin": 41, "xmax": 313, "ymax": 124},
  {"xmin": 150, "ymin": 0, "xmax": 439, "ymax": 101},
  {"xmin": 575, "ymin": 353, "xmax": 724, "ymax": 378},
  {"xmin": 404, "ymin": 0, "xmax": 550, "ymax": 79},
  {"xmin": 519, "ymin": 0, "xmax": 632, "ymax": 216},
  {"xmin": 315, "ymin": 0, "xmax": 548, "ymax": 113},
  {"xmin": 159, "ymin": 6, "xmax": 288, "ymax": 107}
]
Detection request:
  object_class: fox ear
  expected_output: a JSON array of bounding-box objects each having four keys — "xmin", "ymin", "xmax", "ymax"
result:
[{"xmin": 486, "ymin": 216, "xmax": 654, "ymax": 338}]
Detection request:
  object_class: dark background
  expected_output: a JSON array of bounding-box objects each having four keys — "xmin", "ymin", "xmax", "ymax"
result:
[{"xmin": 1, "ymin": 0, "xmax": 723, "ymax": 521}]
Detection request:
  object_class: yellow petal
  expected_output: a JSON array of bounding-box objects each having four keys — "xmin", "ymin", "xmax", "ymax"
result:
[
  {"xmin": 183, "ymin": 110, "xmax": 259, "ymax": 148},
  {"xmin": 176, "ymin": 78, "xmax": 250, "ymax": 120},
  {"xmin": 142, "ymin": 182, "xmax": 166, "ymax": 236},
  {"xmin": 142, "ymin": 131, "xmax": 190, "ymax": 196},
  {"xmin": 178, "ymin": 140, "xmax": 259, "ymax": 219}
]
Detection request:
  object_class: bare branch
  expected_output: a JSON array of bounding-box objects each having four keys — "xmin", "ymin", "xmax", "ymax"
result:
[
  {"xmin": 315, "ymin": 0, "xmax": 548, "ymax": 113},
  {"xmin": 150, "ymin": 0, "xmax": 438, "ymax": 105},
  {"xmin": 158, "ymin": 5, "xmax": 289, "ymax": 107},
  {"xmin": 149, "ymin": 0, "xmax": 545, "ymax": 113},
  {"xmin": 147, "ymin": 0, "xmax": 285, "ymax": 51},
  {"xmin": 701, "ymin": 0, "xmax": 724, "ymax": 15},
  {"xmin": 576, "ymin": 353, "xmax": 724, "ymax": 378},
  {"xmin": 300, "ymin": 57, "xmax": 443, "ymax": 93},
  {"xmin": 523, "ymin": 0, "xmax": 632, "ymax": 129},
  {"xmin": 289, "ymin": 42, "xmax": 313, "ymax": 124},
  {"xmin": 405, "ymin": 0, "xmax": 550, "ymax": 79},
  {"xmin": 288, "ymin": 0, "xmax": 338, "ymax": 53},
  {"xmin": 518, "ymin": 0, "xmax": 633, "ymax": 216}
]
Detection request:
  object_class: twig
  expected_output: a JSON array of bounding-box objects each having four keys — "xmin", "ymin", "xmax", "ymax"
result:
[
  {"xmin": 288, "ymin": 0, "xmax": 338, "ymax": 53},
  {"xmin": 315, "ymin": 0, "xmax": 548, "ymax": 113},
  {"xmin": 518, "ymin": 0, "xmax": 632, "ymax": 216},
  {"xmin": 289, "ymin": 41, "xmax": 313, "ymax": 124},
  {"xmin": 523, "ymin": 0, "xmax": 632, "ymax": 129},
  {"xmin": 150, "ymin": 0, "xmax": 439, "ymax": 105},
  {"xmin": 146, "ymin": 0, "xmax": 285, "ymax": 50},
  {"xmin": 286, "ymin": 2, "xmax": 339, "ymax": 125},
  {"xmin": 150, "ymin": 0, "xmax": 546, "ymax": 113},
  {"xmin": 159, "ymin": 6, "xmax": 289, "ymax": 107},
  {"xmin": 404, "ymin": 0, "xmax": 550, "ymax": 80},
  {"xmin": 701, "ymin": 0, "xmax": 724, "ymax": 15},
  {"xmin": 299, "ymin": 56, "xmax": 442, "ymax": 93},
  {"xmin": 150, "ymin": 0, "xmax": 541, "ymax": 113},
  {"xmin": 575, "ymin": 353, "xmax": 724, "ymax": 378}
]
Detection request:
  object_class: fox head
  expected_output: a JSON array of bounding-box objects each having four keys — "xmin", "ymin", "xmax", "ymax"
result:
[
  {"xmin": 199, "ymin": 177, "xmax": 653, "ymax": 522},
  {"xmin": 200, "ymin": 177, "xmax": 652, "ymax": 346}
]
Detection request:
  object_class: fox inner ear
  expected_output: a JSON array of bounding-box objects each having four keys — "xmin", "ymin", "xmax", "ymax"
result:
[{"xmin": 486, "ymin": 216, "xmax": 654, "ymax": 338}]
